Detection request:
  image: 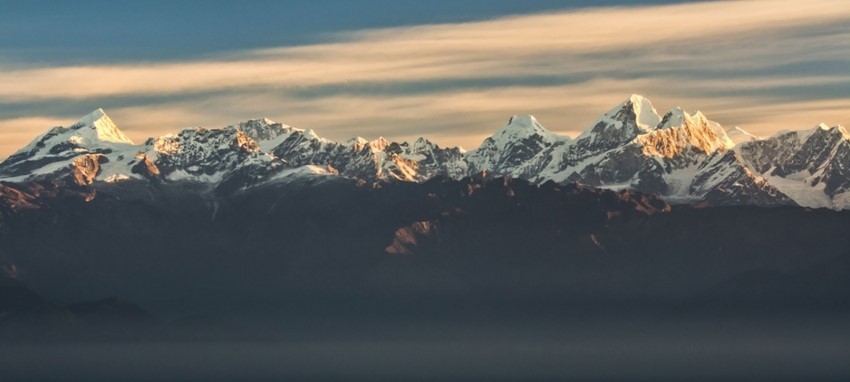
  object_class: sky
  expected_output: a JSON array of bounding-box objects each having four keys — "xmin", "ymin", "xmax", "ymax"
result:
[{"xmin": 0, "ymin": 0, "xmax": 849, "ymax": 157}]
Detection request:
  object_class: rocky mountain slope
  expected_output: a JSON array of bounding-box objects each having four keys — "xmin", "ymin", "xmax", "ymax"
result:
[{"xmin": 1, "ymin": 95, "xmax": 847, "ymax": 208}]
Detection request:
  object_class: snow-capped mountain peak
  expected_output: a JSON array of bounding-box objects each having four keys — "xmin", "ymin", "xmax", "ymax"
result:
[
  {"xmin": 657, "ymin": 107, "xmax": 689, "ymax": 129},
  {"xmin": 506, "ymin": 114, "xmax": 544, "ymax": 131},
  {"xmin": 0, "ymin": 108, "xmax": 139, "ymax": 183},
  {"xmin": 466, "ymin": 115, "xmax": 564, "ymax": 176},
  {"xmin": 73, "ymin": 108, "xmax": 134, "ymax": 145},
  {"xmin": 656, "ymin": 107, "xmax": 718, "ymax": 133},
  {"xmin": 821, "ymin": 124, "xmax": 850, "ymax": 140},
  {"xmin": 345, "ymin": 137, "xmax": 370, "ymax": 151},
  {"xmin": 656, "ymin": 107, "xmax": 732, "ymax": 147},
  {"xmin": 637, "ymin": 107, "xmax": 731, "ymax": 158},
  {"xmin": 232, "ymin": 118, "xmax": 288, "ymax": 139},
  {"xmin": 368, "ymin": 137, "xmax": 390, "ymax": 152},
  {"xmin": 411, "ymin": 137, "xmax": 431, "ymax": 151},
  {"xmin": 792, "ymin": 123, "xmax": 850, "ymax": 142},
  {"xmin": 484, "ymin": 115, "xmax": 560, "ymax": 147},
  {"xmin": 580, "ymin": 95, "xmax": 660, "ymax": 138},
  {"xmin": 569, "ymin": 95, "xmax": 662, "ymax": 161},
  {"xmin": 626, "ymin": 93, "xmax": 662, "ymax": 130},
  {"xmin": 578, "ymin": 94, "xmax": 661, "ymax": 137}
]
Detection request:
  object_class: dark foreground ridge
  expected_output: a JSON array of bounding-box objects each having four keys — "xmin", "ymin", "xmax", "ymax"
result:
[
  {"xmin": 2, "ymin": 175, "xmax": 850, "ymax": 380},
  {"xmin": 2, "ymin": 175, "xmax": 850, "ymax": 326}
]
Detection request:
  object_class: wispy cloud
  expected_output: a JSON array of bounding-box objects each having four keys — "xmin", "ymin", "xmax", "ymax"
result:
[{"xmin": 1, "ymin": 0, "xmax": 849, "ymax": 156}]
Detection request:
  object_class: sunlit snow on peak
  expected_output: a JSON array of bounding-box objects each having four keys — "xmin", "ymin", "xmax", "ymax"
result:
[
  {"xmin": 627, "ymin": 94, "xmax": 662, "ymax": 130},
  {"xmin": 73, "ymin": 108, "xmax": 135, "ymax": 145}
]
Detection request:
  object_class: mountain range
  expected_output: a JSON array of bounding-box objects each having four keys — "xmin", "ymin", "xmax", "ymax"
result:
[
  {"xmin": 1, "ymin": 94, "xmax": 848, "ymax": 209},
  {"xmin": 4, "ymin": 96, "xmax": 850, "ymax": 368}
]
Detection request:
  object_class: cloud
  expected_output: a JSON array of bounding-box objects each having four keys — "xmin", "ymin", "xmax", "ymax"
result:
[
  {"xmin": 0, "ymin": 117, "xmax": 70, "ymax": 156},
  {"xmin": 1, "ymin": 0, "xmax": 849, "ymax": 156}
]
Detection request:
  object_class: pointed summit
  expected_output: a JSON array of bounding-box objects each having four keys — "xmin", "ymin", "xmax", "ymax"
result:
[
  {"xmin": 573, "ymin": 95, "xmax": 661, "ymax": 155},
  {"xmin": 792, "ymin": 122, "xmax": 849, "ymax": 142},
  {"xmin": 7, "ymin": 108, "xmax": 134, "ymax": 160},
  {"xmin": 646, "ymin": 107, "xmax": 732, "ymax": 153},
  {"xmin": 814, "ymin": 123, "xmax": 850, "ymax": 140},
  {"xmin": 660, "ymin": 108, "xmax": 734, "ymax": 148},
  {"xmin": 346, "ymin": 137, "xmax": 369, "ymax": 150},
  {"xmin": 0, "ymin": 109, "xmax": 136, "ymax": 180},
  {"xmin": 507, "ymin": 114, "xmax": 538, "ymax": 126},
  {"xmin": 72, "ymin": 108, "xmax": 134, "ymax": 145},
  {"xmin": 504, "ymin": 114, "xmax": 547, "ymax": 133},
  {"xmin": 409, "ymin": 137, "xmax": 435, "ymax": 153},
  {"xmin": 486, "ymin": 115, "xmax": 560, "ymax": 149},
  {"xmin": 369, "ymin": 137, "xmax": 390, "ymax": 151},
  {"xmin": 232, "ymin": 118, "xmax": 292, "ymax": 150},
  {"xmin": 658, "ymin": 108, "xmax": 714, "ymax": 130},
  {"xmin": 75, "ymin": 108, "xmax": 108, "ymax": 126},
  {"xmin": 466, "ymin": 115, "xmax": 563, "ymax": 176},
  {"xmin": 626, "ymin": 94, "xmax": 662, "ymax": 130},
  {"xmin": 657, "ymin": 107, "xmax": 688, "ymax": 129},
  {"xmin": 578, "ymin": 95, "xmax": 661, "ymax": 138}
]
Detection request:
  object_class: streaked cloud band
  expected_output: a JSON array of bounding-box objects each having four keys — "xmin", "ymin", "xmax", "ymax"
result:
[{"xmin": 0, "ymin": 0, "xmax": 848, "ymax": 156}]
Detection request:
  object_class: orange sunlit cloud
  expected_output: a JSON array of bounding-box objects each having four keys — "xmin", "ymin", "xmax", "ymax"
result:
[{"xmin": 1, "ymin": 0, "xmax": 849, "ymax": 156}]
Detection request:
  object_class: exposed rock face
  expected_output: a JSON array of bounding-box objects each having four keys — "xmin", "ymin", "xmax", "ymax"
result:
[
  {"xmin": 0, "ymin": 183, "xmax": 42, "ymax": 213},
  {"xmin": 71, "ymin": 154, "xmax": 107, "ymax": 186},
  {"xmin": 385, "ymin": 220, "xmax": 440, "ymax": 255},
  {"xmin": 638, "ymin": 109, "xmax": 728, "ymax": 159},
  {"xmin": 130, "ymin": 153, "xmax": 161, "ymax": 179}
]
